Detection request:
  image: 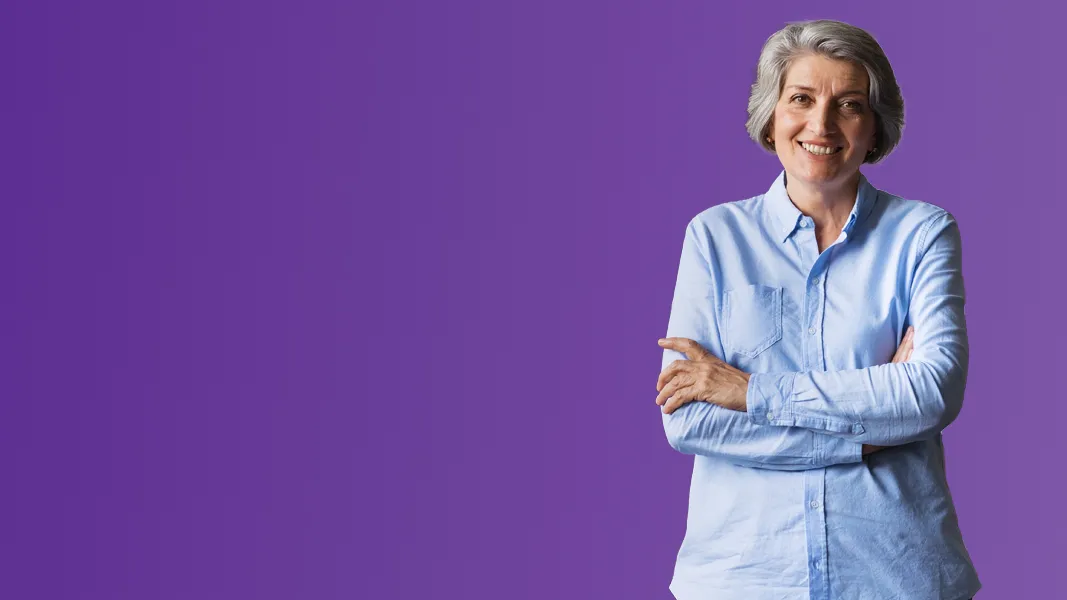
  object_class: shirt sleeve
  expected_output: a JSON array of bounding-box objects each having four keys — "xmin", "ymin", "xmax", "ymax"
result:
[
  {"xmin": 660, "ymin": 217, "xmax": 864, "ymax": 469},
  {"xmin": 746, "ymin": 210, "xmax": 968, "ymax": 446}
]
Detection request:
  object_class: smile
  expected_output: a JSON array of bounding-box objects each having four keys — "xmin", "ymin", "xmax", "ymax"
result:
[{"xmin": 799, "ymin": 141, "xmax": 842, "ymax": 156}]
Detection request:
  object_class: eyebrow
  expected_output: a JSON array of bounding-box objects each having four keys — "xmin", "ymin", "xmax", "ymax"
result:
[{"xmin": 786, "ymin": 85, "xmax": 867, "ymax": 97}]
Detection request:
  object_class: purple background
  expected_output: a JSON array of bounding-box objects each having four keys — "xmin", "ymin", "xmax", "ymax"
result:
[{"xmin": 3, "ymin": 1, "xmax": 1063, "ymax": 598}]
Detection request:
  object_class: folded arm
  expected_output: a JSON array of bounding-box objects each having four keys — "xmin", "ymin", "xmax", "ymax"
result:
[
  {"xmin": 746, "ymin": 211, "xmax": 968, "ymax": 446},
  {"xmin": 660, "ymin": 218, "xmax": 864, "ymax": 470}
]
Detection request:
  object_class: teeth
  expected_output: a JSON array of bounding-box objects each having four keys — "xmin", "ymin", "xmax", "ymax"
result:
[{"xmin": 801, "ymin": 142, "xmax": 840, "ymax": 155}]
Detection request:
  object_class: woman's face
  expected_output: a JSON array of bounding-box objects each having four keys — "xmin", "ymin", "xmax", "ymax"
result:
[{"xmin": 770, "ymin": 54, "xmax": 877, "ymax": 190}]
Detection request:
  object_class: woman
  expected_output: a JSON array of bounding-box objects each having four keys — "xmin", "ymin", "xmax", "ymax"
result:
[{"xmin": 654, "ymin": 20, "xmax": 980, "ymax": 600}]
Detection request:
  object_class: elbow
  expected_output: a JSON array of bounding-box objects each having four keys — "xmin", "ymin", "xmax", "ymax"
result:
[
  {"xmin": 662, "ymin": 412, "xmax": 693, "ymax": 455},
  {"xmin": 936, "ymin": 369, "xmax": 966, "ymax": 431},
  {"xmin": 916, "ymin": 357, "xmax": 967, "ymax": 436}
]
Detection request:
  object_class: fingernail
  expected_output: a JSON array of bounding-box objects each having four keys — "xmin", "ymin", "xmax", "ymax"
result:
[{"xmin": 657, "ymin": 339, "xmax": 666, "ymax": 346}]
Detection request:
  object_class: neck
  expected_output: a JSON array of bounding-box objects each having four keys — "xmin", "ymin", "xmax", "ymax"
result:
[{"xmin": 784, "ymin": 171, "xmax": 862, "ymax": 231}]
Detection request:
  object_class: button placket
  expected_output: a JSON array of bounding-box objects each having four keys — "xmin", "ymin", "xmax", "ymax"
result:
[{"xmin": 797, "ymin": 226, "xmax": 831, "ymax": 600}]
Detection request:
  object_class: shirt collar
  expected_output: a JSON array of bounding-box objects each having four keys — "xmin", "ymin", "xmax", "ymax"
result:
[{"xmin": 765, "ymin": 170, "xmax": 879, "ymax": 243}]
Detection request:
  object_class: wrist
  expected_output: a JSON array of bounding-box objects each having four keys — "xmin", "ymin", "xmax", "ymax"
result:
[{"xmin": 737, "ymin": 372, "xmax": 751, "ymax": 412}]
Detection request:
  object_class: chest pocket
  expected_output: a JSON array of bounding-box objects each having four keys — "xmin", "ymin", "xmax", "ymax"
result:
[{"xmin": 723, "ymin": 284, "xmax": 783, "ymax": 358}]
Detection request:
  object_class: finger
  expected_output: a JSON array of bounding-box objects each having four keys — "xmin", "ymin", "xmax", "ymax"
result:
[
  {"xmin": 656, "ymin": 375, "xmax": 688, "ymax": 406},
  {"xmin": 893, "ymin": 337, "xmax": 912, "ymax": 363},
  {"xmin": 662, "ymin": 385, "xmax": 696, "ymax": 415},
  {"xmin": 891, "ymin": 327, "xmax": 915, "ymax": 363},
  {"xmin": 892, "ymin": 341, "xmax": 907, "ymax": 363},
  {"xmin": 902, "ymin": 328, "xmax": 915, "ymax": 357},
  {"xmin": 657, "ymin": 360, "xmax": 678, "ymax": 392},
  {"xmin": 657, "ymin": 359, "xmax": 691, "ymax": 392},
  {"xmin": 906, "ymin": 346, "xmax": 913, "ymax": 362},
  {"xmin": 891, "ymin": 343, "xmax": 905, "ymax": 363},
  {"xmin": 658, "ymin": 337, "xmax": 709, "ymax": 361}
]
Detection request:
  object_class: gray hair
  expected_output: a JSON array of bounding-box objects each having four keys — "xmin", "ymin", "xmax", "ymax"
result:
[{"xmin": 745, "ymin": 20, "xmax": 904, "ymax": 164}]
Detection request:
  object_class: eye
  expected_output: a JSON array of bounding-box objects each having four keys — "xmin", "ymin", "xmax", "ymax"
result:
[
  {"xmin": 790, "ymin": 94, "xmax": 811, "ymax": 104},
  {"xmin": 842, "ymin": 100, "xmax": 864, "ymax": 112}
]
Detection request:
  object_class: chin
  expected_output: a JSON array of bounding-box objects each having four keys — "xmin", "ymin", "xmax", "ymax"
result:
[{"xmin": 788, "ymin": 166, "xmax": 856, "ymax": 188}]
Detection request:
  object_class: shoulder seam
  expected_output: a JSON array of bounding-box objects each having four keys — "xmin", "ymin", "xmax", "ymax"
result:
[{"xmin": 915, "ymin": 209, "xmax": 950, "ymax": 263}]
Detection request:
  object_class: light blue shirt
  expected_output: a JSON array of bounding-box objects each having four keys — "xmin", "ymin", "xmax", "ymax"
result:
[{"xmin": 660, "ymin": 170, "xmax": 980, "ymax": 600}]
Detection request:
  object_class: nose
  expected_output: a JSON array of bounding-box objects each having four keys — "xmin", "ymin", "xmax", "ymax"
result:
[{"xmin": 808, "ymin": 103, "xmax": 836, "ymax": 137}]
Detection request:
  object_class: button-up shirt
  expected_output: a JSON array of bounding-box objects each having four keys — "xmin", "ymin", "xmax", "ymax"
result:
[{"xmin": 660, "ymin": 170, "xmax": 980, "ymax": 600}]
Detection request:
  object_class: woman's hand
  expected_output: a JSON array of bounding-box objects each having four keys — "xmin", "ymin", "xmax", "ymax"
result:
[
  {"xmin": 655, "ymin": 338, "xmax": 751, "ymax": 414},
  {"xmin": 862, "ymin": 326, "xmax": 915, "ymax": 456}
]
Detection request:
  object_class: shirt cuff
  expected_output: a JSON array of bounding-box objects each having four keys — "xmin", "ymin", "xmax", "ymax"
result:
[
  {"xmin": 746, "ymin": 372, "xmax": 796, "ymax": 426},
  {"xmin": 817, "ymin": 434, "xmax": 864, "ymax": 466}
]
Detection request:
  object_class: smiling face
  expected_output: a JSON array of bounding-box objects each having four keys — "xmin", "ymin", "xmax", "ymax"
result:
[{"xmin": 770, "ymin": 53, "xmax": 877, "ymax": 191}]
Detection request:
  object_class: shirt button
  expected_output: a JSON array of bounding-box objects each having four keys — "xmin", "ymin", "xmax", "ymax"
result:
[
  {"xmin": 813, "ymin": 561, "xmax": 822, "ymax": 571},
  {"xmin": 809, "ymin": 500, "xmax": 820, "ymax": 509},
  {"xmin": 808, "ymin": 327, "xmax": 816, "ymax": 335},
  {"xmin": 812, "ymin": 276, "xmax": 820, "ymax": 285},
  {"xmin": 767, "ymin": 412, "xmax": 774, "ymax": 421}
]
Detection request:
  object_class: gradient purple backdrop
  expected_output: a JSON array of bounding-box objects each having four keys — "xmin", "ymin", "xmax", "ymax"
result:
[{"xmin": 3, "ymin": 1, "xmax": 1064, "ymax": 598}]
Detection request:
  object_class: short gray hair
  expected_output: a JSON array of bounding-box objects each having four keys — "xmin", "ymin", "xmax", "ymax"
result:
[{"xmin": 745, "ymin": 20, "xmax": 904, "ymax": 164}]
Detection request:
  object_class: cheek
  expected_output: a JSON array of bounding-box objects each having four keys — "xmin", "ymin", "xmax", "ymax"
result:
[
  {"xmin": 772, "ymin": 111, "xmax": 802, "ymax": 140},
  {"xmin": 857, "ymin": 117, "xmax": 877, "ymax": 143}
]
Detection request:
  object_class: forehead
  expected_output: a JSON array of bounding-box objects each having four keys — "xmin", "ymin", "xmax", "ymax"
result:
[{"xmin": 782, "ymin": 54, "xmax": 869, "ymax": 92}]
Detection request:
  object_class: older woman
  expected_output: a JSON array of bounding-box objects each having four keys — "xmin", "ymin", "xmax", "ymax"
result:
[{"xmin": 654, "ymin": 20, "xmax": 980, "ymax": 600}]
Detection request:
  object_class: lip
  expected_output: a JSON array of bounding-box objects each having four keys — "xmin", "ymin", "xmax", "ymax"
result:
[
  {"xmin": 798, "ymin": 141, "xmax": 843, "ymax": 149},
  {"xmin": 797, "ymin": 141, "xmax": 844, "ymax": 158}
]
